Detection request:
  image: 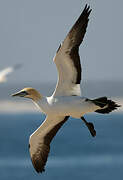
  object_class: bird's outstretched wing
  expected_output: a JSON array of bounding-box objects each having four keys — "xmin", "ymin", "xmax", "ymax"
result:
[
  {"xmin": 29, "ymin": 116, "xmax": 69, "ymax": 173},
  {"xmin": 0, "ymin": 64, "xmax": 22, "ymax": 83},
  {"xmin": 53, "ymin": 4, "xmax": 92, "ymax": 96}
]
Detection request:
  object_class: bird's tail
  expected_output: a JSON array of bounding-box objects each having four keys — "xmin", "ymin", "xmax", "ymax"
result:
[{"xmin": 92, "ymin": 97, "xmax": 120, "ymax": 114}]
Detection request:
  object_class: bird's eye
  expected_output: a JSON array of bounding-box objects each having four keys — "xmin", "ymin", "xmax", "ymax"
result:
[{"xmin": 20, "ymin": 91, "xmax": 29, "ymax": 96}]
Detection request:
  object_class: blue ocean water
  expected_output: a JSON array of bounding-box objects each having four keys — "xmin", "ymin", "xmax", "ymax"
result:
[{"xmin": 0, "ymin": 113, "xmax": 123, "ymax": 180}]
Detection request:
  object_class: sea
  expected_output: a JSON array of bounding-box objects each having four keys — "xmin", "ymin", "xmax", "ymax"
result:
[{"xmin": 0, "ymin": 113, "xmax": 123, "ymax": 180}]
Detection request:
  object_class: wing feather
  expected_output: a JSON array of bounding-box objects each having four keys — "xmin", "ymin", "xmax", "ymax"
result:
[
  {"xmin": 0, "ymin": 64, "xmax": 22, "ymax": 83},
  {"xmin": 29, "ymin": 116, "xmax": 69, "ymax": 173},
  {"xmin": 53, "ymin": 4, "xmax": 92, "ymax": 96}
]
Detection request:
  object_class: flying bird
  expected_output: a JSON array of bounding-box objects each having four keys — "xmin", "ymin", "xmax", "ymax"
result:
[
  {"xmin": 0, "ymin": 64, "xmax": 22, "ymax": 83},
  {"xmin": 12, "ymin": 5, "xmax": 120, "ymax": 173}
]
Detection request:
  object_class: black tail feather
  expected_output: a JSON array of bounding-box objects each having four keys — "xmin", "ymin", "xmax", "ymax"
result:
[{"xmin": 92, "ymin": 97, "xmax": 121, "ymax": 114}]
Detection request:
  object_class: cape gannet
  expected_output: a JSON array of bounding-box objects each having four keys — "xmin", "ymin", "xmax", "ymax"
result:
[
  {"xmin": 12, "ymin": 4, "xmax": 120, "ymax": 173},
  {"xmin": 0, "ymin": 64, "xmax": 22, "ymax": 83}
]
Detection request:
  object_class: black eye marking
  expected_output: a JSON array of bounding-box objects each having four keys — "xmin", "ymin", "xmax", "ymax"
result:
[
  {"xmin": 21, "ymin": 91, "xmax": 29, "ymax": 95},
  {"xmin": 18, "ymin": 91, "xmax": 29, "ymax": 97}
]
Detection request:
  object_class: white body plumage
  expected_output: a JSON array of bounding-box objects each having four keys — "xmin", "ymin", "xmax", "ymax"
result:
[{"xmin": 35, "ymin": 96, "xmax": 99, "ymax": 118}]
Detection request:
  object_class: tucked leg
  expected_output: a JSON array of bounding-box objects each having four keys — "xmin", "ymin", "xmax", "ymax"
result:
[{"xmin": 81, "ymin": 116, "xmax": 96, "ymax": 137}]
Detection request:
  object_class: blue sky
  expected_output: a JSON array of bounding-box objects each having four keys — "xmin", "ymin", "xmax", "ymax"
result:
[{"xmin": 0, "ymin": 0, "xmax": 122, "ymax": 83}]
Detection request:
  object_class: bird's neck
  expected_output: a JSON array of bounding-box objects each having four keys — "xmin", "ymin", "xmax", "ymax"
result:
[{"xmin": 31, "ymin": 91, "xmax": 42, "ymax": 102}]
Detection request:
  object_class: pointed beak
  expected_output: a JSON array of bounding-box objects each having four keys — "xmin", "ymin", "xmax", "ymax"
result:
[
  {"xmin": 11, "ymin": 92, "xmax": 23, "ymax": 97},
  {"xmin": 11, "ymin": 91, "xmax": 28, "ymax": 97},
  {"xmin": 11, "ymin": 92, "xmax": 20, "ymax": 97}
]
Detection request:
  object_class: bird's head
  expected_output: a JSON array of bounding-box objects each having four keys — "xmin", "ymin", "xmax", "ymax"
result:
[{"xmin": 12, "ymin": 87, "xmax": 42, "ymax": 102}]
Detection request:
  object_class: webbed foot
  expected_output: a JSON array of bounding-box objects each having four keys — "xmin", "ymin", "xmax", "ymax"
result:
[
  {"xmin": 81, "ymin": 116, "xmax": 96, "ymax": 137},
  {"xmin": 86, "ymin": 122, "xmax": 96, "ymax": 137}
]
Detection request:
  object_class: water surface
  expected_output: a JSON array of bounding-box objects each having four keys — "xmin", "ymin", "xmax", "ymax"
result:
[{"xmin": 0, "ymin": 113, "xmax": 123, "ymax": 180}]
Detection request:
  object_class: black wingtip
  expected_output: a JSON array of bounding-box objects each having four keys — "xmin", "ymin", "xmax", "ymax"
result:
[
  {"xmin": 85, "ymin": 4, "xmax": 87, "ymax": 9},
  {"xmin": 36, "ymin": 168, "xmax": 45, "ymax": 173},
  {"xmin": 82, "ymin": 4, "xmax": 92, "ymax": 18}
]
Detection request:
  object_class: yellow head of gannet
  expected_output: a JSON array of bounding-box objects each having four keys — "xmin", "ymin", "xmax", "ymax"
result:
[{"xmin": 12, "ymin": 87, "xmax": 41, "ymax": 102}]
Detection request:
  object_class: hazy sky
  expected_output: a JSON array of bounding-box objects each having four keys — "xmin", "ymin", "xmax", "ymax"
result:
[{"xmin": 0, "ymin": 0, "xmax": 122, "ymax": 83}]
